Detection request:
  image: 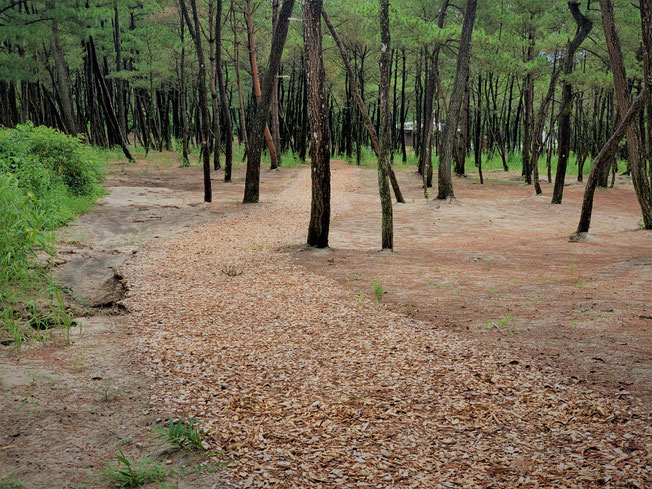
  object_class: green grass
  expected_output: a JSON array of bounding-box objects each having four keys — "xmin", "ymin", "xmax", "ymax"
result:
[
  {"xmin": 338, "ymin": 144, "xmax": 627, "ymax": 177},
  {"xmin": 101, "ymin": 451, "xmax": 168, "ymax": 488},
  {"xmin": 0, "ymin": 475, "xmax": 22, "ymax": 488},
  {"xmin": 0, "ymin": 124, "xmax": 108, "ymax": 348},
  {"xmin": 482, "ymin": 315, "xmax": 515, "ymax": 334},
  {"xmin": 155, "ymin": 418, "xmax": 205, "ymax": 451},
  {"xmin": 372, "ymin": 280, "xmax": 385, "ymax": 302}
]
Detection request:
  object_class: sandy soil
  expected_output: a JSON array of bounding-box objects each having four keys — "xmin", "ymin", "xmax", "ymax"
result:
[
  {"xmin": 1, "ymin": 155, "xmax": 294, "ymax": 489},
  {"xmin": 1, "ymin": 156, "xmax": 650, "ymax": 488},
  {"xmin": 290, "ymin": 167, "xmax": 652, "ymax": 409},
  {"xmin": 125, "ymin": 161, "xmax": 651, "ymax": 487}
]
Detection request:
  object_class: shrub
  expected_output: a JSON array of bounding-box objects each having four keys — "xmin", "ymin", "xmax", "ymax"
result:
[
  {"xmin": 0, "ymin": 123, "xmax": 106, "ymax": 229},
  {"xmin": 0, "ymin": 173, "xmax": 49, "ymax": 289}
]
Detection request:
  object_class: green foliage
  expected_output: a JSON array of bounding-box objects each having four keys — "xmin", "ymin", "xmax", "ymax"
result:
[
  {"xmin": 0, "ymin": 475, "xmax": 22, "ymax": 488},
  {"xmin": 0, "ymin": 124, "xmax": 104, "ymax": 347},
  {"xmin": 155, "ymin": 418, "xmax": 205, "ymax": 451},
  {"xmin": 101, "ymin": 450, "xmax": 168, "ymax": 488},
  {"xmin": 482, "ymin": 315, "xmax": 515, "ymax": 334},
  {"xmin": 0, "ymin": 124, "xmax": 106, "ymax": 228},
  {"xmin": 0, "ymin": 172, "xmax": 50, "ymax": 288},
  {"xmin": 372, "ymin": 280, "xmax": 385, "ymax": 302}
]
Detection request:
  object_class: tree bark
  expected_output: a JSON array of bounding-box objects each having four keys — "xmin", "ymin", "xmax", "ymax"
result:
[
  {"xmin": 216, "ymin": 0, "xmax": 233, "ymax": 181},
  {"xmin": 600, "ymin": 0, "xmax": 652, "ymax": 227},
  {"xmin": 304, "ymin": 0, "xmax": 330, "ymax": 247},
  {"xmin": 47, "ymin": 0, "xmax": 78, "ymax": 135},
  {"xmin": 436, "ymin": 0, "xmax": 477, "ymax": 200},
  {"xmin": 244, "ymin": 0, "xmax": 278, "ymax": 169},
  {"xmin": 232, "ymin": 2, "xmax": 249, "ymax": 162},
  {"xmin": 180, "ymin": 0, "xmax": 212, "ymax": 202},
  {"xmin": 377, "ymin": 0, "xmax": 394, "ymax": 249},
  {"xmin": 243, "ymin": 0, "xmax": 294, "ymax": 203},
  {"xmin": 551, "ymin": 2, "xmax": 592, "ymax": 204},
  {"xmin": 322, "ymin": 8, "xmax": 405, "ymax": 204},
  {"xmin": 576, "ymin": 88, "xmax": 648, "ymax": 233}
]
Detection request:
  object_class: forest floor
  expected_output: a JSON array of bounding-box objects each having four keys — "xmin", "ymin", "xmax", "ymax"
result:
[{"xmin": 1, "ymin": 153, "xmax": 651, "ymax": 488}]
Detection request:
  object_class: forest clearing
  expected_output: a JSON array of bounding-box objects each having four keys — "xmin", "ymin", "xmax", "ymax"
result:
[{"xmin": 2, "ymin": 0, "xmax": 652, "ymax": 487}]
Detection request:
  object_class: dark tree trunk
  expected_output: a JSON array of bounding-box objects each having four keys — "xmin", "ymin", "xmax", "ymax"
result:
[
  {"xmin": 322, "ymin": 8, "xmax": 404, "ymax": 204},
  {"xmin": 552, "ymin": 2, "xmax": 592, "ymax": 204},
  {"xmin": 180, "ymin": 0, "xmax": 212, "ymax": 202},
  {"xmin": 601, "ymin": 0, "xmax": 652, "ymax": 227},
  {"xmin": 304, "ymin": 0, "xmax": 330, "ymax": 247},
  {"xmin": 244, "ymin": 0, "xmax": 278, "ymax": 169},
  {"xmin": 436, "ymin": 0, "xmax": 477, "ymax": 200},
  {"xmin": 47, "ymin": 0, "xmax": 78, "ymax": 135},
  {"xmin": 216, "ymin": 0, "xmax": 233, "ymax": 181},
  {"xmin": 576, "ymin": 88, "xmax": 647, "ymax": 233},
  {"xmin": 243, "ymin": 0, "xmax": 294, "ymax": 203},
  {"xmin": 377, "ymin": 0, "xmax": 394, "ymax": 249}
]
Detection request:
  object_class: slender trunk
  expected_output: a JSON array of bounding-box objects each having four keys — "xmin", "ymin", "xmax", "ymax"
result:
[
  {"xmin": 377, "ymin": 0, "xmax": 394, "ymax": 249},
  {"xmin": 601, "ymin": 0, "xmax": 652, "ymax": 226},
  {"xmin": 576, "ymin": 88, "xmax": 648, "ymax": 233},
  {"xmin": 552, "ymin": 2, "xmax": 592, "ymax": 204},
  {"xmin": 244, "ymin": 0, "xmax": 278, "ymax": 169},
  {"xmin": 304, "ymin": 0, "xmax": 330, "ymax": 247},
  {"xmin": 180, "ymin": 0, "xmax": 212, "ymax": 202},
  {"xmin": 322, "ymin": 8, "xmax": 405, "ymax": 203},
  {"xmin": 232, "ymin": 3, "xmax": 249, "ymax": 161},
  {"xmin": 216, "ymin": 0, "xmax": 233, "ymax": 181},
  {"xmin": 436, "ymin": 0, "xmax": 477, "ymax": 200},
  {"xmin": 47, "ymin": 1, "xmax": 78, "ymax": 135},
  {"xmin": 522, "ymin": 24, "xmax": 535, "ymax": 182},
  {"xmin": 243, "ymin": 0, "xmax": 294, "ymax": 203}
]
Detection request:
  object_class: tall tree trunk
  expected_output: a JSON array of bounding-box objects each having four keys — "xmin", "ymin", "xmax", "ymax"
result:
[
  {"xmin": 208, "ymin": 0, "xmax": 221, "ymax": 170},
  {"xmin": 216, "ymin": 0, "xmax": 233, "ymax": 181},
  {"xmin": 180, "ymin": 0, "xmax": 212, "ymax": 202},
  {"xmin": 377, "ymin": 0, "xmax": 394, "ymax": 249},
  {"xmin": 420, "ymin": 1, "xmax": 449, "ymax": 189},
  {"xmin": 576, "ymin": 88, "xmax": 648, "ymax": 233},
  {"xmin": 600, "ymin": 0, "xmax": 652, "ymax": 227},
  {"xmin": 304, "ymin": 0, "xmax": 330, "ymax": 248},
  {"xmin": 113, "ymin": 0, "xmax": 126, "ymax": 140},
  {"xmin": 531, "ymin": 62, "xmax": 561, "ymax": 195},
  {"xmin": 179, "ymin": 10, "xmax": 190, "ymax": 165},
  {"xmin": 271, "ymin": 0, "xmax": 283, "ymax": 165},
  {"xmin": 232, "ymin": 2, "xmax": 249, "ymax": 162},
  {"xmin": 322, "ymin": 8, "xmax": 404, "ymax": 203},
  {"xmin": 522, "ymin": 23, "xmax": 535, "ymax": 183},
  {"xmin": 244, "ymin": 0, "xmax": 278, "ymax": 169},
  {"xmin": 243, "ymin": 0, "xmax": 294, "ymax": 203},
  {"xmin": 436, "ymin": 0, "xmax": 477, "ymax": 200},
  {"xmin": 47, "ymin": 0, "xmax": 78, "ymax": 135},
  {"xmin": 552, "ymin": 2, "xmax": 592, "ymax": 204}
]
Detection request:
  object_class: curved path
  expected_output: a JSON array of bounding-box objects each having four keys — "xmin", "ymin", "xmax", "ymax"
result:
[{"xmin": 126, "ymin": 164, "xmax": 651, "ymax": 488}]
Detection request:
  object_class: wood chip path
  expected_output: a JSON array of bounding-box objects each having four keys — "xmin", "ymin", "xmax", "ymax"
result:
[{"xmin": 125, "ymin": 165, "xmax": 651, "ymax": 488}]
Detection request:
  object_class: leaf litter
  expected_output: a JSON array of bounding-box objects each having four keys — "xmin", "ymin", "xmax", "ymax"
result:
[{"xmin": 125, "ymin": 166, "xmax": 651, "ymax": 488}]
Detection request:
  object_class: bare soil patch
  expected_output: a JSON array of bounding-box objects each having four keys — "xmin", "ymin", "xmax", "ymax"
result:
[
  {"xmin": 125, "ymin": 161, "xmax": 652, "ymax": 487},
  {"xmin": 1, "ymin": 154, "xmax": 295, "ymax": 489},
  {"xmin": 290, "ymin": 166, "xmax": 652, "ymax": 411}
]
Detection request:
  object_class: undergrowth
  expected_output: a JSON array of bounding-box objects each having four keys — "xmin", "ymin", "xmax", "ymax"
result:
[
  {"xmin": 340, "ymin": 145, "xmax": 627, "ymax": 176},
  {"xmin": 0, "ymin": 123, "xmax": 107, "ymax": 348},
  {"xmin": 155, "ymin": 418, "xmax": 205, "ymax": 451},
  {"xmin": 101, "ymin": 450, "xmax": 168, "ymax": 488}
]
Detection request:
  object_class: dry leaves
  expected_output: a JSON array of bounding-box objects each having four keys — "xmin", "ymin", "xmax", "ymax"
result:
[{"xmin": 125, "ymin": 166, "xmax": 652, "ymax": 488}]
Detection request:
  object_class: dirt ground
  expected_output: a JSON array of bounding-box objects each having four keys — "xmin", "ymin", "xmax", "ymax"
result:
[
  {"xmin": 1, "ymin": 154, "xmax": 650, "ymax": 488},
  {"xmin": 289, "ymin": 167, "xmax": 652, "ymax": 410},
  {"xmin": 0, "ymin": 155, "xmax": 295, "ymax": 489}
]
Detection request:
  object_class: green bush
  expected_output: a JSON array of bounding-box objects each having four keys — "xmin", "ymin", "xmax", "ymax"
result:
[
  {"xmin": 0, "ymin": 172, "xmax": 49, "ymax": 289},
  {"xmin": 0, "ymin": 123, "xmax": 106, "ymax": 229},
  {"xmin": 0, "ymin": 124, "xmax": 106, "ymax": 308}
]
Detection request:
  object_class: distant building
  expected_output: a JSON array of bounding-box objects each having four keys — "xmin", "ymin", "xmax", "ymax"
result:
[{"xmin": 400, "ymin": 120, "xmax": 445, "ymax": 147}]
